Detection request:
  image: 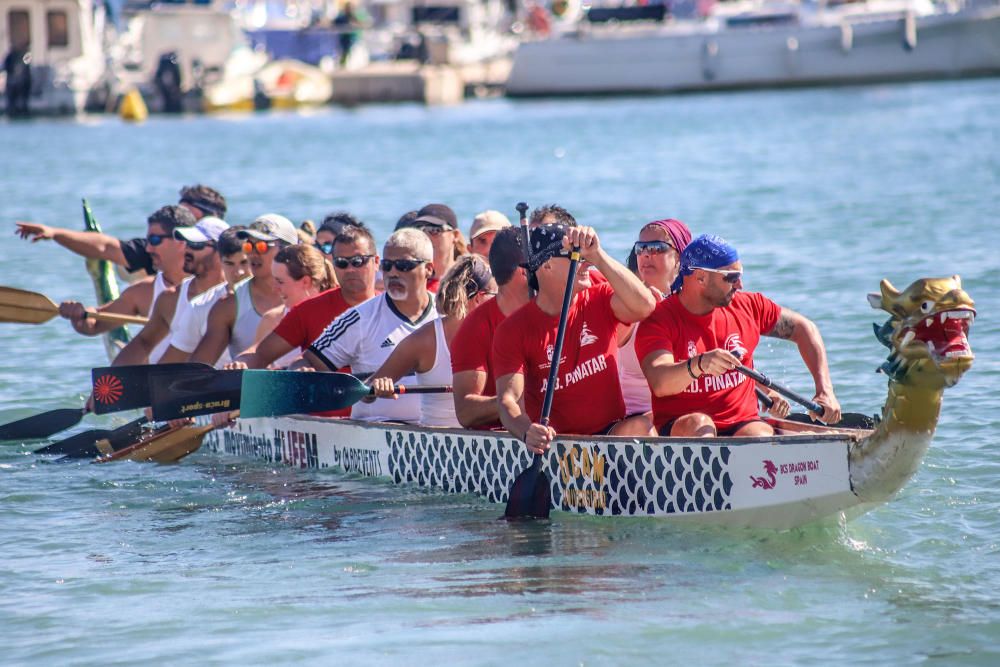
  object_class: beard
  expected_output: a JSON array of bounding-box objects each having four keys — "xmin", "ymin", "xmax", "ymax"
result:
[{"xmin": 386, "ymin": 280, "xmax": 409, "ymax": 300}]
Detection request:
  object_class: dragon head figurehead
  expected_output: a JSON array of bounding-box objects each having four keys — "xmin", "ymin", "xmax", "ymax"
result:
[{"xmin": 869, "ymin": 275, "xmax": 975, "ymax": 390}]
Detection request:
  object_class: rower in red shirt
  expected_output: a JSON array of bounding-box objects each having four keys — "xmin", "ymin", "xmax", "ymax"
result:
[
  {"xmin": 493, "ymin": 222, "xmax": 657, "ymax": 455},
  {"xmin": 635, "ymin": 234, "xmax": 841, "ymax": 437},
  {"xmin": 450, "ymin": 228, "xmax": 530, "ymax": 429}
]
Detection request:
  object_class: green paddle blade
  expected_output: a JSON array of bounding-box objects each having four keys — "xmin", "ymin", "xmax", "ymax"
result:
[
  {"xmin": 149, "ymin": 368, "xmax": 243, "ymax": 421},
  {"xmin": 239, "ymin": 371, "xmax": 372, "ymax": 418},
  {"xmin": 91, "ymin": 363, "xmax": 213, "ymax": 414},
  {"xmin": 0, "ymin": 407, "xmax": 84, "ymax": 441}
]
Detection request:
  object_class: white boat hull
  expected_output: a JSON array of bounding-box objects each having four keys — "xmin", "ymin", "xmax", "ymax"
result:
[
  {"xmin": 206, "ymin": 415, "xmax": 864, "ymax": 530},
  {"xmin": 506, "ymin": 6, "xmax": 1000, "ymax": 96}
]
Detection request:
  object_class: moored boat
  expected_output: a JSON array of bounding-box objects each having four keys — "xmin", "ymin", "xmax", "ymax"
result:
[{"xmin": 204, "ymin": 274, "xmax": 975, "ymax": 530}]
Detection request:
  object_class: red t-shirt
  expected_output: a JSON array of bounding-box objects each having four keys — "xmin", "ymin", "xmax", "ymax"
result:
[
  {"xmin": 274, "ymin": 288, "xmax": 351, "ymax": 349},
  {"xmin": 451, "ymin": 297, "xmax": 506, "ymax": 430},
  {"xmin": 634, "ymin": 291, "xmax": 781, "ymax": 430},
  {"xmin": 273, "ymin": 288, "xmax": 353, "ymax": 418},
  {"xmin": 492, "ymin": 283, "xmax": 625, "ymax": 435}
]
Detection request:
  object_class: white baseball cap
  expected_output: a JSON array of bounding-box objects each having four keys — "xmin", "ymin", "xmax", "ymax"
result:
[{"xmin": 173, "ymin": 215, "xmax": 230, "ymax": 243}]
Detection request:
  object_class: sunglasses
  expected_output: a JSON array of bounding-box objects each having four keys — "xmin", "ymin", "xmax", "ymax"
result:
[
  {"xmin": 380, "ymin": 258, "xmax": 428, "ymax": 273},
  {"xmin": 416, "ymin": 224, "xmax": 453, "ymax": 236},
  {"xmin": 315, "ymin": 241, "xmax": 334, "ymax": 255},
  {"xmin": 147, "ymin": 234, "xmax": 169, "ymax": 246},
  {"xmin": 243, "ymin": 240, "xmax": 277, "ymax": 254},
  {"xmin": 333, "ymin": 254, "xmax": 374, "ymax": 269},
  {"xmin": 185, "ymin": 240, "xmax": 214, "ymax": 251},
  {"xmin": 633, "ymin": 240, "xmax": 674, "ymax": 255},
  {"xmin": 698, "ymin": 267, "xmax": 743, "ymax": 283}
]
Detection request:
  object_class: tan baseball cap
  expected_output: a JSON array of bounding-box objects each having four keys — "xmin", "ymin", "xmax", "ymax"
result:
[{"xmin": 469, "ymin": 210, "xmax": 512, "ymax": 240}]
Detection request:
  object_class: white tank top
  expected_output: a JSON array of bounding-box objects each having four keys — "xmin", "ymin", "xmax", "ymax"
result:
[
  {"xmin": 148, "ymin": 273, "xmax": 172, "ymax": 363},
  {"xmin": 618, "ymin": 325, "xmax": 652, "ymax": 416},
  {"xmin": 229, "ymin": 279, "xmax": 262, "ymax": 357},
  {"xmin": 415, "ymin": 318, "xmax": 460, "ymax": 427}
]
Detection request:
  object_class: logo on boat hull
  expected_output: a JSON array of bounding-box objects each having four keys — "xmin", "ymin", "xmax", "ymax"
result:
[
  {"xmin": 93, "ymin": 374, "xmax": 124, "ymax": 405},
  {"xmin": 749, "ymin": 460, "xmax": 777, "ymax": 489}
]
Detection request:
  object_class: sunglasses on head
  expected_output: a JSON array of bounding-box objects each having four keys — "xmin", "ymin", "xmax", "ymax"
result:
[
  {"xmin": 185, "ymin": 240, "xmax": 214, "ymax": 251},
  {"xmin": 333, "ymin": 254, "xmax": 374, "ymax": 269},
  {"xmin": 380, "ymin": 258, "xmax": 427, "ymax": 273},
  {"xmin": 315, "ymin": 241, "xmax": 334, "ymax": 255},
  {"xmin": 698, "ymin": 267, "xmax": 743, "ymax": 283},
  {"xmin": 416, "ymin": 224, "xmax": 453, "ymax": 236},
  {"xmin": 633, "ymin": 240, "xmax": 674, "ymax": 256},
  {"xmin": 243, "ymin": 240, "xmax": 277, "ymax": 254}
]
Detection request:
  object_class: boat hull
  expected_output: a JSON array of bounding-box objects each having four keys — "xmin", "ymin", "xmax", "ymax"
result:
[
  {"xmin": 206, "ymin": 415, "xmax": 863, "ymax": 530},
  {"xmin": 506, "ymin": 7, "xmax": 1000, "ymax": 96}
]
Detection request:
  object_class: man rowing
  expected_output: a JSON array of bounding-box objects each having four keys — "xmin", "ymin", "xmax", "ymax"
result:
[
  {"xmin": 408, "ymin": 203, "xmax": 467, "ymax": 292},
  {"xmin": 113, "ymin": 216, "xmax": 229, "ymax": 366},
  {"xmin": 450, "ymin": 227, "xmax": 530, "ymax": 429},
  {"xmin": 185, "ymin": 215, "xmax": 297, "ymax": 366},
  {"xmin": 56, "ymin": 205, "xmax": 191, "ymax": 363},
  {"xmin": 636, "ymin": 234, "xmax": 840, "ymax": 437},
  {"xmin": 305, "ymin": 228, "xmax": 438, "ymax": 423},
  {"xmin": 16, "ymin": 184, "xmax": 226, "ymax": 278},
  {"xmin": 369, "ymin": 254, "xmax": 497, "ymax": 427},
  {"xmin": 494, "ymin": 223, "xmax": 657, "ymax": 454}
]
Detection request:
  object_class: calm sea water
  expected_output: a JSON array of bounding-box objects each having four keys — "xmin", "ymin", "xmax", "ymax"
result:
[{"xmin": 1, "ymin": 80, "xmax": 998, "ymax": 664}]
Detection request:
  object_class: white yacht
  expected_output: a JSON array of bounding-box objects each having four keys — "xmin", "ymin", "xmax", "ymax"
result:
[
  {"xmin": 506, "ymin": 0, "xmax": 1000, "ymax": 96},
  {"xmin": 0, "ymin": 0, "xmax": 116, "ymax": 115}
]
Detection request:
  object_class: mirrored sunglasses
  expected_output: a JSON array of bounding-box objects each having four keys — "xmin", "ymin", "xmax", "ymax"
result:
[
  {"xmin": 333, "ymin": 254, "xmax": 374, "ymax": 269},
  {"xmin": 243, "ymin": 240, "xmax": 277, "ymax": 254},
  {"xmin": 380, "ymin": 258, "xmax": 427, "ymax": 273},
  {"xmin": 633, "ymin": 240, "xmax": 674, "ymax": 255},
  {"xmin": 315, "ymin": 241, "xmax": 334, "ymax": 255},
  {"xmin": 698, "ymin": 267, "xmax": 743, "ymax": 283},
  {"xmin": 146, "ymin": 234, "xmax": 169, "ymax": 246},
  {"xmin": 416, "ymin": 224, "xmax": 453, "ymax": 236}
]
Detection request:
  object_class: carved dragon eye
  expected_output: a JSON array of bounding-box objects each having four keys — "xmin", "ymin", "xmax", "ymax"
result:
[{"xmin": 919, "ymin": 300, "xmax": 934, "ymax": 314}]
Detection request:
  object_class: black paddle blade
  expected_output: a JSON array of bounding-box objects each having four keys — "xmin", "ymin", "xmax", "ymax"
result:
[
  {"xmin": 91, "ymin": 363, "xmax": 213, "ymax": 414},
  {"xmin": 785, "ymin": 412, "xmax": 878, "ymax": 430},
  {"xmin": 239, "ymin": 371, "xmax": 370, "ymax": 418},
  {"xmin": 35, "ymin": 416, "xmax": 147, "ymax": 457},
  {"xmin": 0, "ymin": 407, "xmax": 83, "ymax": 441},
  {"xmin": 149, "ymin": 368, "xmax": 243, "ymax": 421},
  {"xmin": 504, "ymin": 456, "xmax": 552, "ymax": 520}
]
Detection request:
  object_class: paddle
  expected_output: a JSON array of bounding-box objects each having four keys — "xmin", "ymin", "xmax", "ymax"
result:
[
  {"xmin": 0, "ymin": 407, "xmax": 85, "ymax": 441},
  {"xmin": 236, "ymin": 371, "xmax": 451, "ymax": 419},
  {"xmin": 90, "ymin": 362, "xmax": 214, "ymax": 414},
  {"xmin": 735, "ymin": 364, "xmax": 825, "ymax": 416},
  {"xmin": 0, "ymin": 286, "xmax": 149, "ymax": 327},
  {"xmin": 34, "ymin": 416, "xmax": 148, "ymax": 457},
  {"xmin": 504, "ymin": 246, "xmax": 581, "ymax": 520},
  {"xmin": 149, "ymin": 368, "xmax": 244, "ymax": 421},
  {"xmin": 516, "ymin": 202, "xmax": 534, "ymax": 299}
]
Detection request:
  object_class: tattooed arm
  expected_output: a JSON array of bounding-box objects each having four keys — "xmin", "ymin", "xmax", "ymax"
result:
[{"xmin": 765, "ymin": 307, "xmax": 841, "ymax": 422}]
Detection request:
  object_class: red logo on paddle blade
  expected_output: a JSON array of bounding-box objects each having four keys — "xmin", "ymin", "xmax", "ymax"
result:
[{"xmin": 93, "ymin": 375, "xmax": 124, "ymax": 405}]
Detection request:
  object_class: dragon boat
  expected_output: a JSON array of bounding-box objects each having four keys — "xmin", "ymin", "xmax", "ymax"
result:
[{"xmin": 196, "ymin": 275, "xmax": 974, "ymax": 529}]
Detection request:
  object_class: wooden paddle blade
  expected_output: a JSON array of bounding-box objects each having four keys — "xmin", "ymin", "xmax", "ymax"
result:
[
  {"xmin": 91, "ymin": 363, "xmax": 214, "ymax": 414},
  {"xmin": 150, "ymin": 369, "xmax": 243, "ymax": 421},
  {"xmin": 35, "ymin": 416, "xmax": 147, "ymax": 457},
  {"xmin": 504, "ymin": 456, "xmax": 552, "ymax": 520},
  {"xmin": 240, "ymin": 370, "xmax": 371, "ymax": 418},
  {"xmin": 0, "ymin": 407, "xmax": 83, "ymax": 441},
  {"xmin": 0, "ymin": 286, "xmax": 58, "ymax": 324}
]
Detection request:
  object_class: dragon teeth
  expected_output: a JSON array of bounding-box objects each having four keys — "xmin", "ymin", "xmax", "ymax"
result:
[
  {"xmin": 900, "ymin": 331, "xmax": 916, "ymax": 347},
  {"xmin": 925, "ymin": 318, "xmax": 933, "ymax": 327},
  {"xmin": 940, "ymin": 312, "xmax": 948, "ymax": 324}
]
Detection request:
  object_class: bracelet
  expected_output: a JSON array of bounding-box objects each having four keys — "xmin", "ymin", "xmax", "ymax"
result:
[
  {"xmin": 697, "ymin": 354, "xmax": 706, "ymax": 372},
  {"xmin": 687, "ymin": 357, "xmax": 698, "ymax": 379}
]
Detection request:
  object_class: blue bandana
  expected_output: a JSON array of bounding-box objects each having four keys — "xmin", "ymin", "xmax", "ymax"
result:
[{"xmin": 670, "ymin": 234, "xmax": 739, "ymax": 293}]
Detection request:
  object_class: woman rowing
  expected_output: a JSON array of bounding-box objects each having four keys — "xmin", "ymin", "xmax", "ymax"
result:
[{"xmin": 368, "ymin": 254, "xmax": 498, "ymax": 427}]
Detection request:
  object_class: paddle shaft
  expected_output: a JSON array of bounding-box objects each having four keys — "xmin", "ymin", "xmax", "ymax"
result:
[
  {"xmin": 517, "ymin": 202, "xmax": 535, "ymax": 300},
  {"xmin": 389, "ymin": 385, "xmax": 451, "ymax": 396},
  {"xmin": 84, "ymin": 311, "xmax": 149, "ymax": 326},
  {"xmin": 0, "ymin": 286, "xmax": 147, "ymax": 326},
  {"xmin": 539, "ymin": 249, "xmax": 581, "ymax": 426},
  {"xmin": 736, "ymin": 365, "xmax": 823, "ymax": 415}
]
